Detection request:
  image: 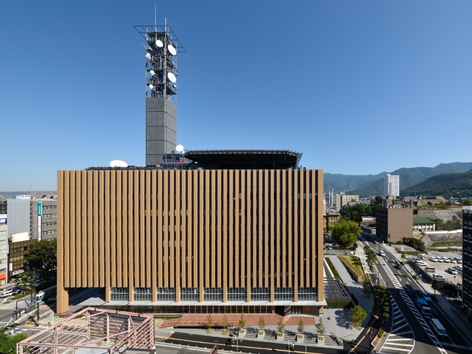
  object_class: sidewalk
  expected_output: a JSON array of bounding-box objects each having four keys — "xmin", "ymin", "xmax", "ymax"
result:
[{"xmin": 326, "ymin": 256, "xmax": 373, "ymax": 338}]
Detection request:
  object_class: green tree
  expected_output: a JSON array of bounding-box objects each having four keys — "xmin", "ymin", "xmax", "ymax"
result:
[
  {"xmin": 330, "ymin": 218, "xmax": 361, "ymax": 248},
  {"xmin": 258, "ymin": 316, "xmax": 266, "ymax": 332},
  {"xmin": 16, "ymin": 271, "xmax": 35, "ymax": 299},
  {"xmin": 206, "ymin": 314, "xmax": 213, "ymax": 330},
  {"xmin": 297, "ymin": 319, "xmax": 305, "ymax": 334},
  {"xmin": 276, "ymin": 318, "xmax": 285, "ymax": 334},
  {"xmin": 362, "ymin": 276, "xmax": 373, "ymax": 298},
  {"xmin": 222, "ymin": 315, "xmax": 229, "ymax": 329},
  {"xmin": 315, "ymin": 318, "xmax": 325, "ymax": 335},
  {"xmin": 238, "ymin": 313, "xmax": 246, "ymax": 329},
  {"xmin": 24, "ymin": 239, "xmax": 57, "ymax": 282},
  {"xmin": 0, "ymin": 330, "xmax": 27, "ymax": 354},
  {"xmin": 349, "ymin": 305, "xmax": 367, "ymax": 327},
  {"xmin": 364, "ymin": 246, "xmax": 377, "ymax": 271}
]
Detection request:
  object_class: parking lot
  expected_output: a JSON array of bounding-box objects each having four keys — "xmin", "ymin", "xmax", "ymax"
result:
[{"xmin": 412, "ymin": 251, "xmax": 462, "ymax": 283}]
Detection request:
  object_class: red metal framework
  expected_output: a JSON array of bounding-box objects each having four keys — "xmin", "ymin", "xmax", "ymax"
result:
[{"xmin": 17, "ymin": 307, "xmax": 155, "ymax": 354}]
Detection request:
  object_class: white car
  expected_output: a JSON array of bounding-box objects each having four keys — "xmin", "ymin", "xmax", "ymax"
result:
[
  {"xmin": 430, "ymin": 256, "xmax": 438, "ymax": 262},
  {"xmin": 450, "ymin": 258, "xmax": 457, "ymax": 264},
  {"xmin": 456, "ymin": 258, "xmax": 462, "ymax": 264},
  {"xmin": 380, "ymin": 251, "xmax": 386, "ymax": 257},
  {"xmin": 448, "ymin": 268, "xmax": 459, "ymax": 275},
  {"xmin": 416, "ymin": 261, "xmax": 428, "ymax": 267},
  {"xmin": 443, "ymin": 258, "xmax": 450, "ymax": 263},
  {"xmin": 455, "ymin": 265, "xmax": 463, "ymax": 271},
  {"xmin": 433, "ymin": 274, "xmax": 447, "ymax": 281}
]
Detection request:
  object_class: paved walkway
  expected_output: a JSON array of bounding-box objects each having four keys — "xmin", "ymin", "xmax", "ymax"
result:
[{"xmin": 326, "ymin": 255, "xmax": 373, "ymax": 330}]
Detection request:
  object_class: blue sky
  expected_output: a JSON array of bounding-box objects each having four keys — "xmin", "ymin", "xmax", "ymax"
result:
[{"xmin": 1, "ymin": 1, "xmax": 472, "ymax": 191}]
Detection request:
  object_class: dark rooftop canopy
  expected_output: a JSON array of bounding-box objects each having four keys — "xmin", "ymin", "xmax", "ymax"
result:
[{"xmin": 183, "ymin": 149, "xmax": 302, "ymax": 170}]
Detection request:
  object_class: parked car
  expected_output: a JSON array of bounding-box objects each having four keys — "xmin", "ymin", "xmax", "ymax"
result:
[
  {"xmin": 455, "ymin": 265, "xmax": 463, "ymax": 271},
  {"xmin": 455, "ymin": 258, "xmax": 462, "ymax": 264},
  {"xmin": 433, "ymin": 274, "xmax": 447, "ymax": 281},
  {"xmin": 416, "ymin": 261, "xmax": 428, "ymax": 267},
  {"xmin": 448, "ymin": 268, "xmax": 458, "ymax": 275},
  {"xmin": 430, "ymin": 256, "xmax": 438, "ymax": 262},
  {"xmin": 443, "ymin": 258, "xmax": 450, "ymax": 263},
  {"xmin": 449, "ymin": 258, "xmax": 457, "ymax": 264}
]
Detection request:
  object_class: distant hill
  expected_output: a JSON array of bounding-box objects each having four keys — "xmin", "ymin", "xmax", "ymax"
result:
[
  {"xmin": 401, "ymin": 170, "xmax": 472, "ymax": 198},
  {"xmin": 324, "ymin": 172, "xmax": 388, "ymax": 193},
  {"xmin": 344, "ymin": 162, "xmax": 472, "ymax": 197}
]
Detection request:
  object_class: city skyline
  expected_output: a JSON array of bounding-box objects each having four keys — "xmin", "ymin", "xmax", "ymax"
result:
[{"xmin": 2, "ymin": 0, "xmax": 472, "ymax": 191}]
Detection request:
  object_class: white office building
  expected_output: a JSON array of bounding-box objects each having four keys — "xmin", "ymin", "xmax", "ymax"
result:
[{"xmin": 384, "ymin": 174, "xmax": 400, "ymax": 198}]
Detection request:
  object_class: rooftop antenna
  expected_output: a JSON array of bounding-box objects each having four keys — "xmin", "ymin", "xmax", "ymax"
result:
[{"xmin": 154, "ymin": 4, "xmax": 157, "ymax": 32}]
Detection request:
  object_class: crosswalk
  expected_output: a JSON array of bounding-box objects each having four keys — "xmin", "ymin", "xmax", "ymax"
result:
[
  {"xmin": 378, "ymin": 255, "xmax": 448, "ymax": 354},
  {"xmin": 380, "ymin": 295, "xmax": 415, "ymax": 354}
]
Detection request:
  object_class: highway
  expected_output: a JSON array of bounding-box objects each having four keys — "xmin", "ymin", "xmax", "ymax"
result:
[{"xmin": 362, "ymin": 234, "xmax": 472, "ymax": 354}]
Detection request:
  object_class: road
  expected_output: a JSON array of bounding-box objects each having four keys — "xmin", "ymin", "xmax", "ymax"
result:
[{"xmin": 362, "ymin": 234, "xmax": 472, "ymax": 354}]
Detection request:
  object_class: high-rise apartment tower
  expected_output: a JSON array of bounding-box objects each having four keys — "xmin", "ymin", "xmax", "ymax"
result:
[{"xmin": 384, "ymin": 174, "xmax": 400, "ymax": 198}]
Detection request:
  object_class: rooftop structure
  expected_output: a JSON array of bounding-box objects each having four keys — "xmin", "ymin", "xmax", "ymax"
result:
[{"xmin": 17, "ymin": 307, "xmax": 154, "ymax": 354}]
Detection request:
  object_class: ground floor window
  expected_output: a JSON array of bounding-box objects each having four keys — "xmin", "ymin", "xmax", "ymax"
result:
[
  {"xmin": 227, "ymin": 287, "xmax": 246, "ymax": 301},
  {"xmin": 134, "ymin": 287, "xmax": 152, "ymax": 301},
  {"xmin": 204, "ymin": 287, "xmax": 223, "ymax": 301},
  {"xmin": 111, "ymin": 287, "xmax": 129, "ymax": 301},
  {"xmin": 181, "ymin": 287, "xmax": 199, "ymax": 301},
  {"xmin": 251, "ymin": 287, "xmax": 270, "ymax": 301},
  {"xmin": 157, "ymin": 287, "xmax": 176, "ymax": 301},
  {"xmin": 298, "ymin": 287, "xmax": 317, "ymax": 301},
  {"xmin": 274, "ymin": 287, "xmax": 293, "ymax": 301}
]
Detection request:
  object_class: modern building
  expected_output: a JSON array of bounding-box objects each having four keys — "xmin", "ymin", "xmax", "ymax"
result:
[
  {"xmin": 384, "ymin": 174, "xmax": 400, "ymax": 198},
  {"xmin": 334, "ymin": 192, "xmax": 359, "ymax": 212},
  {"xmin": 413, "ymin": 217, "xmax": 435, "ymax": 233},
  {"xmin": 6, "ymin": 194, "xmax": 57, "ymax": 241},
  {"xmin": 8, "ymin": 232, "xmax": 36, "ymax": 278},
  {"xmin": 57, "ymin": 151, "xmax": 325, "ymax": 315},
  {"xmin": 463, "ymin": 206, "xmax": 472, "ymax": 319},
  {"xmin": 376, "ymin": 199, "xmax": 413, "ymax": 243},
  {"xmin": 0, "ymin": 224, "xmax": 8, "ymax": 285},
  {"xmin": 0, "ymin": 201, "xmax": 7, "ymax": 214}
]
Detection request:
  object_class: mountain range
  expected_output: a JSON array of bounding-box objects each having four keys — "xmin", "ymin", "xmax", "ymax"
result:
[
  {"xmin": 324, "ymin": 162, "xmax": 472, "ymax": 196},
  {"xmin": 401, "ymin": 170, "xmax": 472, "ymax": 198}
]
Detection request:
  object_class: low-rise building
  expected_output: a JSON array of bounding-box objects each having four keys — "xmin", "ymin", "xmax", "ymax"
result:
[
  {"xmin": 324, "ymin": 212, "xmax": 340, "ymax": 231},
  {"xmin": 376, "ymin": 199, "xmax": 413, "ymax": 243},
  {"xmin": 413, "ymin": 217, "xmax": 435, "ymax": 233},
  {"xmin": 8, "ymin": 232, "xmax": 36, "ymax": 278},
  {"xmin": 335, "ymin": 192, "xmax": 359, "ymax": 211},
  {"xmin": 0, "ymin": 224, "xmax": 8, "ymax": 285}
]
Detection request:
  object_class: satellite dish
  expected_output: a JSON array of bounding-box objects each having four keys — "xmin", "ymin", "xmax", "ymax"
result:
[
  {"xmin": 148, "ymin": 84, "xmax": 154, "ymax": 90},
  {"xmin": 176, "ymin": 145, "xmax": 184, "ymax": 153},
  {"xmin": 167, "ymin": 72, "xmax": 176, "ymax": 83},
  {"xmin": 110, "ymin": 160, "xmax": 128, "ymax": 168},
  {"xmin": 145, "ymin": 53, "xmax": 151, "ymax": 61},
  {"xmin": 168, "ymin": 44, "xmax": 177, "ymax": 56},
  {"xmin": 155, "ymin": 40, "xmax": 163, "ymax": 48},
  {"xmin": 149, "ymin": 70, "xmax": 155, "ymax": 76}
]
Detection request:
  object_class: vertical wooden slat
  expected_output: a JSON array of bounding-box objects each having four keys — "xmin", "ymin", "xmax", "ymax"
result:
[
  {"xmin": 187, "ymin": 171, "xmax": 193, "ymax": 288},
  {"xmin": 69, "ymin": 171, "xmax": 75, "ymax": 288},
  {"xmin": 151, "ymin": 170, "xmax": 157, "ymax": 301},
  {"xmin": 305, "ymin": 170, "xmax": 310, "ymax": 287},
  {"xmin": 146, "ymin": 170, "xmax": 151, "ymax": 288},
  {"xmin": 170, "ymin": 171, "xmax": 175, "ymax": 288},
  {"xmin": 181, "ymin": 171, "xmax": 187, "ymax": 290},
  {"xmin": 234, "ymin": 171, "xmax": 240, "ymax": 288},
  {"xmin": 117, "ymin": 171, "xmax": 123, "ymax": 287},
  {"xmin": 129, "ymin": 170, "xmax": 135, "ymax": 301},
  {"xmin": 204, "ymin": 171, "xmax": 210, "ymax": 289},
  {"xmin": 75, "ymin": 171, "xmax": 81, "ymax": 287},
  {"xmin": 87, "ymin": 171, "xmax": 93, "ymax": 286},
  {"xmin": 294, "ymin": 170, "xmax": 298, "ymax": 301},
  {"xmin": 299, "ymin": 170, "xmax": 304, "ymax": 289},
  {"xmin": 210, "ymin": 170, "xmax": 216, "ymax": 288},
  {"xmin": 105, "ymin": 171, "xmax": 111, "ymax": 293},
  {"xmin": 264, "ymin": 170, "xmax": 269, "ymax": 288},
  {"xmin": 276, "ymin": 170, "xmax": 281, "ymax": 288},
  {"xmin": 111, "ymin": 171, "xmax": 116, "ymax": 288},
  {"xmin": 222, "ymin": 171, "xmax": 228, "ymax": 301},
  {"xmin": 246, "ymin": 170, "xmax": 251, "ymax": 300},
  {"xmin": 157, "ymin": 170, "xmax": 163, "ymax": 288},
  {"xmin": 93, "ymin": 171, "xmax": 99, "ymax": 288},
  {"xmin": 134, "ymin": 171, "xmax": 139, "ymax": 288},
  {"xmin": 193, "ymin": 171, "xmax": 198, "ymax": 286},
  {"xmin": 64, "ymin": 172, "xmax": 70, "ymax": 288},
  {"xmin": 82, "ymin": 171, "xmax": 87, "ymax": 287},
  {"xmin": 140, "ymin": 171, "xmax": 146, "ymax": 287},
  {"xmin": 199, "ymin": 170, "xmax": 204, "ymax": 301},
  {"xmin": 258, "ymin": 170, "xmax": 263, "ymax": 286},
  {"xmin": 252, "ymin": 170, "xmax": 257, "ymax": 289},
  {"xmin": 122, "ymin": 171, "xmax": 128, "ymax": 287},
  {"xmin": 175, "ymin": 171, "xmax": 181, "ymax": 294},
  {"xmin": 228, "ymin": 171, "xmax": 233, "ymax": 289},
  {"xmin": 99, "ymin": 171, "xmax": 105, "ymax": 288},
  {"xmin": 287, "ymin": 171, "xmax": 292, "ymax": 288},
  {"xmin": 317, "ymin": 170, "xmax": 324, "ymax": 302},
  {"xmin": 57, "ymin": 170, "xmax": 64, "ymax": 294},
  {"xmin": 239, "ymin": 171, "xmax": 244, "ymax": 289},
  {"xmin": 270, "ymin": 170, "xmax": 275, "ymax": 300},
  {"xmin": 163, "ymin": 171, "xmax": 169, "ymax": 288},
  {"xmin": 216, "ymin": 170, "xmax": 222, "ymax": 289}
]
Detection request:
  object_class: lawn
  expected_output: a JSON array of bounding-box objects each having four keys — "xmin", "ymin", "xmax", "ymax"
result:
[
  {"xmin": 431, "ymin": 241, "xmax": 462, "ymax": 248},
  {"xmin": 340, "ymin": 256, "xmax": 364, "ymax": 278}
]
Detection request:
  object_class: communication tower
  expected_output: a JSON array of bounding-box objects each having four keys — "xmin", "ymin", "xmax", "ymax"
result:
[{"xmin": 134, "ymin": 24, "xmax": 186, "ymax": 166}]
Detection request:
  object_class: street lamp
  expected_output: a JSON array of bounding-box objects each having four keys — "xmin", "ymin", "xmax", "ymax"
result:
[{"xmin": 369, "ymin": 312, "xmax": 379, "ymax": 341}]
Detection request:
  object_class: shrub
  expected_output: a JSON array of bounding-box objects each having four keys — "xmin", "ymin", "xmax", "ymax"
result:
[{"xmin": 378, "ymin": 329, "xmax": 385, "ymax": 338}]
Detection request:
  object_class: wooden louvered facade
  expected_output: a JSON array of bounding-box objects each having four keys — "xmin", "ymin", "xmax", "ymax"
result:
[{"xmin": 57, "ymin": 169, "xmax": 324, "ymax": 314}]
